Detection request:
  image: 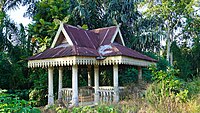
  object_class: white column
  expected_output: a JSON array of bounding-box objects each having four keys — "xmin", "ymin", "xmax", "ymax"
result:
[
  {"xmin": 113, "ymin": 64, "xmax": 119, "ymax": 103},
  {"xmin": 94, "ymin": 65, "xmax": 99, "ymax": 104},
  {"xmin": 48, "ymin": 67, "xmax": 54, "ymax": 105},
  {"xmin": 58, "ymin": 67, "xmax": 63, "ymax": 100},
  {"xmin": 138, "ymin": 66, "xmax": 142, "ymax": 82},
  {"xmin": 88, "ymin": 65, "xmax": 92, "ymax": 86},
  {"xmin": 72, "ymin": 65, "xmax": 78, "ymax": 106}
]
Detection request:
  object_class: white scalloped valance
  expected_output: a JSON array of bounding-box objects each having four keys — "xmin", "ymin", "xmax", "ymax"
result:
[{"xmin": 28, "ymin": 56, "xmax": 155, "ymax": 68}]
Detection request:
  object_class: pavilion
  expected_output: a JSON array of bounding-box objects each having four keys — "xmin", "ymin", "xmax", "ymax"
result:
[{"xmin": 28, "ymin": 23, "xmax": 156, "ymax": 106}]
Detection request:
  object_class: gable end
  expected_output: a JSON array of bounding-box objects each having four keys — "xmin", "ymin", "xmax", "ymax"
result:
[
  {"xmin": 110, "ymin": 26, "xmax": 125, "ymax": 46},
  {"xmin": 51, "ymin": 23, "xmax": 73, "ymax": 48}
]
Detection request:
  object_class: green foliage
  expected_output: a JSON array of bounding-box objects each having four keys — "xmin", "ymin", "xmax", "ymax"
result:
[
  {"xmin": 28, "ymin": 0, "xmax": 160, "ymax": 53},
  {"xmin": 150, "ymin": 65, "xmax": 182, "ymax": 91},
  {"xmin": 145, "ymin": 52, "xmax": 168, "ymax": 70},
  {"xmin": 29, "ymin": 69, "xmax": 48, "ymax": 106},
  {"xmin": 147, "ymin": 65, "xmax": 188, "ymax": 102},
  {"xmin": 8, "ymin": 89, "xmax": 30, "ymax": 100},
  {"xmin": 142, "ymin": 68, "xmax": 152, "ymax": 82},
  {"xmin": 99, "ymin": 66, "xmax": 113, "ymax": 86},
  {"xmin": 119, "ymin": 67, "xmax": 138, "ymax": 85},
  {"xmin": 1, "ymin": 0, "xmax": 25, "ymax": 11},
  {"xmin": 171, "ymin": 41, "xmax": 193, "ymax": 80},
  {"xmin": 145, "ymin": 77, "xmax": 200, "ymax": 113},
  {"xmin": 0, "ymin": 1, "xmax": 200, "ymax": 112},
  {"xmin": 191, "ymin": 37, "xmax": 200, "ymax": 77},
  {"xmin": 0, "ymin": 51, "xmax": 29, "ymax": 89},
  {"xmin": 28, "ymin": 0, "xmax": 71, "ymax": 52},
  {"xmin": 140, "ymin": 52, "xmax": 168, "ymax": 82},
  {"xmin": 53, "ymin": 104, "xmax": 118, "ymax": 113},
  {"xmin": 29, "ymin": 88, "xmax": 47, "ymax": 107},
  {"xmin": 0, "ymin": 12, "xmax": 32, "ymax": 90},
  {"xmin": 78, "ymin": 67, "xmax": 88, "ymax": 87},
  {"xmin": 0, "ymin": 90, "xmax": 40, "ymax": 113},
  {"xmin": 170, "ymin": 35, "xmax": 200, "ymax": 80},
  {"xmin": 29, "ymin": 69, "xmax": 48, "ymax": 89},
  {"xmin": 186, "ymin": 77, "xmax": 200, "ymax": 97},
  {"xmin": 141, "ymin": 0, "xmax": 198, "ymax": 65}
]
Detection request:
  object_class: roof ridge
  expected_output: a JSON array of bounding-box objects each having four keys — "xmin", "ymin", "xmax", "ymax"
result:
[
  {"xmin": 64, "ymin": 24, "xmax": 117, "ymax": 33},
  {"xmin": 64, "ymin": 24, "xmax": 84, "ymax": 30},
  {"xmin": 91, "ymin": 26, "xmax": 117, "ymax": 31}
]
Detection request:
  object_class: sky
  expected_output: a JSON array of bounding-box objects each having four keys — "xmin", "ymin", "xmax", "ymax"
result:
[{"xmin": 6, "ymin": 5, "xmax": 32, "ymax": 27}]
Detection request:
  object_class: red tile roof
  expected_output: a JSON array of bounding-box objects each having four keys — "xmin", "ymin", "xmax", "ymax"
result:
[{"xmin": 28, "ymin": 24, "xmax": 156, "ymax": 62}]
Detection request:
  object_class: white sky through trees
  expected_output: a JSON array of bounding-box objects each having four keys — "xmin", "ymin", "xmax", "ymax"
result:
[{"xmin": 6, "ymin": 5, "xmax": 32, "ymax": 27}]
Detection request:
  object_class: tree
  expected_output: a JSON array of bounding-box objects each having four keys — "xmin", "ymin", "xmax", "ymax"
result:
[
  {"xmin": 29, "ymin": 0, "xmax": 159, "ymax": 53},
  {"xmin": 189, "ymin": 15, "xmax": 200, "ymax": 77},
  {"xmin": 143, "ymin": 0, "xmax": 195, "ymax": 65},
  {"xmin": 0, "ymin": 0, "xmax": 34, "ymax": 89},
  {"xmin": 1, "ymin": 0, "xmax": 22, "ymax": 11},
  {"xmin": 27, "ymin": 0, "xmax": 71, "ymax": 52}
]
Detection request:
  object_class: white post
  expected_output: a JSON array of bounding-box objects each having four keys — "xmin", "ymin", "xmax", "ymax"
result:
[
  {"xmin": 88, "ymin": 65, "xmax": 92, "ymax": 86},
  {"xmin": 48, "ymin": 67, "xmax": 54, "ymax": 105},
  {"xmin": 72, "ymin": 65, "xmax": 78, "ymax": 106},
  {"xmin": 94, "ymin": 65, "xmax": 99, "ymax": 104},
  {"xmin": 138, "ymin": 66, "xmax": 142, "ymax": 82},
  {"xmin": 113, "ymin": 64, "xmax": 119, "ymax": 103},
  {"xmin": 58, "ymin": 67, "xmax": 63, "ymax": 100}
]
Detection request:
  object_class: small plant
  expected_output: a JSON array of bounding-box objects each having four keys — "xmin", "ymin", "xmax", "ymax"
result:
[
  {"xmin": 0, "ymin": 89, "xmax": 40, "ymax": 113},
  {"xmin": 29, "ymin": 88, "xmax": 47, "ymax": 106}
]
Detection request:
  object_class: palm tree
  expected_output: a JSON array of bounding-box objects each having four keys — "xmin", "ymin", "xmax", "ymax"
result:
[
  {"xmin": 1, "ymin": 0, "xmax": 22, "ymax": 11},
  {"xmin": 0, "ymin": 0, "xmax": 23, "ymax": 51}
]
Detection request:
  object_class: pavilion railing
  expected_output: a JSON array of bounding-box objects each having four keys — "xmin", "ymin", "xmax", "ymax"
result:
[
  {"xmin": 98, "ymin": 86, "xmax": 114, "ymax": 103},
  {"xmin": 98, "ymin": 86, "xmax": 125, "ymax": 103},
  {"xmin": 61, "ymin": 87, "xmax": 94, "ymax": 105},
  {"xmin": 61, "ymin": 86, "xmax": 125, "ymax": 105},
  {"xmin": 61, "ymin": 88, "xmax": 73, "ymax": 103}
]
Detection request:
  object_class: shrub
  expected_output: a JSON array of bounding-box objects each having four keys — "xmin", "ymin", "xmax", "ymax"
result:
[
  {"xmin": 149, "ymin": 65, "xmax": 187, "ymax": 99},
  {"xmin": 29, "ymin": 88, "xmax": 47, "ymax": 107},
  {"xmin": 144, "ymin": 65, "xmax": 200, "ymax": 112},
  {"xmin": 0, "ymin": 89, "xmax": 40, "ymax": 113},
  {"xmin": 187, "ymin": 77, "xmax": 200, "ymax": 97},
  {"xmin": 7, "ymin": 89, "xmax": 29, "ymax": 100}
]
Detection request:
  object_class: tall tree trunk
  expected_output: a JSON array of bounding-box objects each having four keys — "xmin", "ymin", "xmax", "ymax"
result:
[
  {"xmin": 166, "ymin": 26, "xmax": 171, "ymax": 64},
  {"xmin": 170, "ymin": 52, "xmax": 173, "ymax": 66},
  {"xmin": 170, "ymin": 32, "xmax": 174, "ymax": 66}
]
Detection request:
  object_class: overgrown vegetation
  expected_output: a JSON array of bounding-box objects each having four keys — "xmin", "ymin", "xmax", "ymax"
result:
[
  {"xmin": 41, "ymin": 69, "xmax": 200, "ymax": 113},
  {"xmin": 0, "ymin": 0, "xmax": 200, "ymax": 112}
]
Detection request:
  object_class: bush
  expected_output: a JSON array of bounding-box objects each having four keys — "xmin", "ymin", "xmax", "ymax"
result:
[
  {"xmin": 0, "ymin": 89, "xmax": 40, "ymax": 113},
  {"xmin": 7, "ymin": 89, "xmax": 29, "ymax": 100},
  {"xmin": 149, "ymin": 65, "xmax": 187, "ymax": 99},
  {"xmin": 143, "ymin": 65, "xmax": 200, "ymax": 112},
  {"xmin": 187, "ymin": 77, "xmax": 200, "ymax": 97},
  {"xmin": 29, "ymin": 88, "xmax": 47, "ymax": 107}
]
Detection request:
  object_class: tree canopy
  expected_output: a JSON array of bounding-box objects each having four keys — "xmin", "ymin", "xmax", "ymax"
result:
[{"xmin": 0, "ymin": 0, "xmax": 199, "ymax": 109}]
